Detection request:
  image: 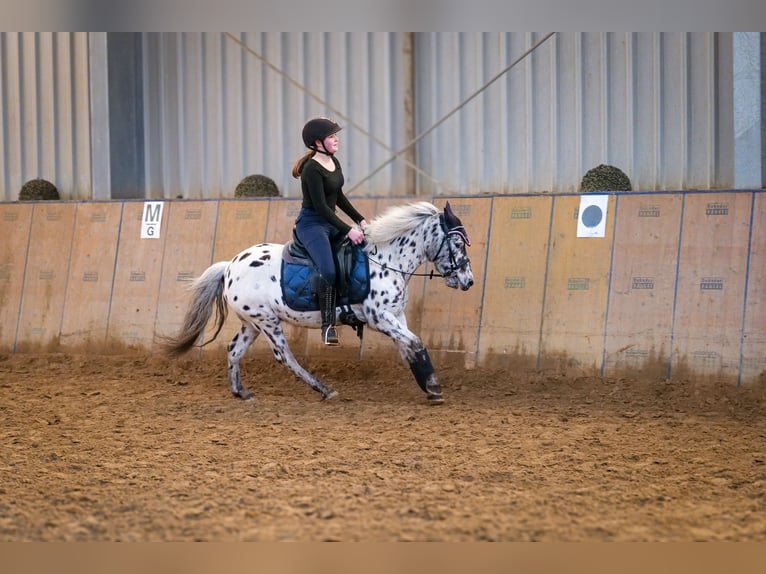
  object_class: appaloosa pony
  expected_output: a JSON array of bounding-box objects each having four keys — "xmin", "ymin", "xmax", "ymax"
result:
[{"xmin": 161, "ymin": 201, "xmax": 474, "ymax": 404}]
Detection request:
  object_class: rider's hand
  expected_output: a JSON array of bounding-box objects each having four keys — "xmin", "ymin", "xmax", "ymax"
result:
[
  {"xmin": 347, "ymin": 228, "xmax": 365, "ymax": 245},
  {"xmin": 359, "ymin": 219, "xmax": 368, "ymax": 230}
]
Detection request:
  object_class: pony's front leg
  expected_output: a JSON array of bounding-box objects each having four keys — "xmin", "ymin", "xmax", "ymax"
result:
[
  {"xmin": 258, "ymin": 316, "xmax": 338, "ymax": 400},
  {"xmin": 408, "ymin": 348, "xmax": 443, "ymax": 405},
  {"xmin": 369, "ymin": 310, "xmax": 443, "ymax": 404}
]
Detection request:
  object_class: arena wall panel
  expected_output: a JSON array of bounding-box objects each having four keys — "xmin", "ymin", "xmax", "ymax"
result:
[
  {"xmin": 212, "ymin": 200, "xmax": 270, "ymax": 262},
  {"xmin": 4, "ymin": 192, "xmax": 765, "ymax": 385},
  {"xmin": 539, "ymin": 194, "xmax": 615, "ymax": 373},
  {"xmin": 201, "ymin": 199, "xmax": 270, "ymax": 355},
  {"xmin": 15, "ymin": 203, "xmax": 77, "ymax": 351},
  {"xmin": 477, "ymin": 195, "xmax": 553, "ymax": 368},
  {"xmin": 740, "ymin": 192, "xmax": 766, "ymax": 384},
  {"xmin": 419, "ymin": 197, "xmax": 492, "ymax": 368},
  {"xmin": 0, "ymin": 203, "xmax": 33, "ymax": 351},
  {"xmin": 154, "ymin": 201, "xmax": 219, "ymax": 348},
  {"xmin": 603, "ymin": 194, "xmax": 683, "ymax": 379},
  {"xmin": 264, "ymin": 199, "xmax": 302, "ymax": 244},
  {"xmin": 59, "ymin": 202, "xmax": 123, "ymax": 350},
  {"xmin": 671, "ymin": 192, "xmax": 752, "ymax": 382},
  {"xmin": 106, "ymin": 201, "xmax": 168, "ymax": 350}
]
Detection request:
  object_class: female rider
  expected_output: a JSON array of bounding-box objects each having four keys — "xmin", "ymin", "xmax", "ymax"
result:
[{"xmin": 291, "ymin": 117, "xmax": 367, "ymax": 346}]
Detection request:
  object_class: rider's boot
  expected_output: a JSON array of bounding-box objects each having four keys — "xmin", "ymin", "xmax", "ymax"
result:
[{"xmin": 318, "ymin": 280, "xmax": 340, "ymax": 346}]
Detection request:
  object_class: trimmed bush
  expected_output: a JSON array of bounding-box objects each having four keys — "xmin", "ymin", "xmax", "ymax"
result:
[
  {"xmin": 579, "ymin": 164, "xmax": 632, "ymax": 192},
  {"xmin": 234, "ymin": 174, "xmax": 280, "ymax": 198},
  {"xmin": 19, "ymin": 178, "xmax": 60, "ymax": 201}
]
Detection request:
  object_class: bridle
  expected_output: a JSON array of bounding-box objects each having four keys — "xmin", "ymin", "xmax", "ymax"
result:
[
  {"xmin": 365, "ymin": 215, "xmax": 470, "ymax": 280},
  {"xmin": 432, "ymin": 214, "xmax": 470, "ymax": 276}
]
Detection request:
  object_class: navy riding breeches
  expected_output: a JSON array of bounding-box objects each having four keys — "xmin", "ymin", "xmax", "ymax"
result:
[{"xmin": 294, "ymin": 207, "xmax": 343, "ymax": 287}]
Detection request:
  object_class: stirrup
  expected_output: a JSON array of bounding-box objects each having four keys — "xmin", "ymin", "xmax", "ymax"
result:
[{"xmin": 322, "ymin": 325, "xmax": 340, "ymax": 346}]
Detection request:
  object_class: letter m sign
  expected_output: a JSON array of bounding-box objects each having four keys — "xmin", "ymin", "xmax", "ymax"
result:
[{"xmin": 141, "ymin": 201, "xmax": 164, "ymax": 239}]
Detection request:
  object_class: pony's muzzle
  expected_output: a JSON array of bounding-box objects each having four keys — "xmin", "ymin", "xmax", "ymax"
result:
[{"xmin": 458, "ymin": 270, "xmax": 474, "ymax": 290}]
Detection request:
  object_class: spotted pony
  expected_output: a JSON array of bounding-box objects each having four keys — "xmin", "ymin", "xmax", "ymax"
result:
[{"xmin": 160, "ymin": 201, "xmax": 474, "ymax": 404}]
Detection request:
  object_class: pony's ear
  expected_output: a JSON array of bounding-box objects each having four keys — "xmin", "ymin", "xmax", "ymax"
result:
[
  {"xmin": 442, "ymin": 201, "xmax": 471, "ymax": 245},
  {"xmin": 443, "ymin": 201, "xmax": 460, "ymax": 229}
]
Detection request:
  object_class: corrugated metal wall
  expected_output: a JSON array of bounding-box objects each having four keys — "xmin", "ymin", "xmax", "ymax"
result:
[
  {"xmin": 0, "ymin": 32, "xmax": 741, "ymax": 201},
  {"xmin": 142, "ymin": 32, "xmax": 414, "ymax": 199},
  {"xmin": 414, "ymin": 32, "xmax": 733, "ymax": 195},
  {"xmin": 0, "ymin": 32, "xmax": 92, "ymax": 201}
]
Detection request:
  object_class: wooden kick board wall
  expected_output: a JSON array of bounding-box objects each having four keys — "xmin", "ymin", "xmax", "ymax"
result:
[
  {"xmin": 15, "ymin": 203, "xmax": 77, "ymax": 351},
  {"xmin": 538, "ymin": 195, "xmax": 615, "ymax": 374},
  {"xmin": 740, "ymin": 192, "xmax": 766, "ymax": 383},
  {"xmin": 4, "ymin": 193, "xmax": 766, "ymax": 385},
  {"xmin": 670, "ymin": 192, "xmax": 752, "ymax": 382},
  {"xmin": 603, "ymin": 194, "xmax": 683, "ymax": 379},
  {"xmin": 106, "ymin": 202, "xmax": 168, "ymax": 350},
  {"xmin": 478, "ymin": 195, "xmax": 553, "ymax": 368},
  {"xmin": 0, "ymin": 204, "xmax": 33, "ymax": 351},
  {"xmin": 59, "ymin": 203, "xmax": 123, "ymax": 350}
]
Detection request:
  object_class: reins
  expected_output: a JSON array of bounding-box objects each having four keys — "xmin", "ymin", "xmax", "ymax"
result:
[
  {"xmin": 365, "ymin": 252, "xmax": 445, "ymax": 279},
  {"xmin": 363, "ymin": 242, "xmax": 444, "ymax": 279}
]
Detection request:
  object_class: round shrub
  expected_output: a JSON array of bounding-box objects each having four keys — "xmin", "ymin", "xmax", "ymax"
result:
[
  {"xmin": 19, "ymin": 178, "xmax": 60, "ymax": 201},
  {"xmin": 234, "ymin": 174, "xmax": 280, "ymax": 198},
  {"xmin": 579, "ymin": 164, "xmax": 632, "ymax": 192}
]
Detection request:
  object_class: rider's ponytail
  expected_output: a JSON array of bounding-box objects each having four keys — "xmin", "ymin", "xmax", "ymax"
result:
[{"xmin": 291, "ymin": 150, "xmax": 315, "ymax": 179}]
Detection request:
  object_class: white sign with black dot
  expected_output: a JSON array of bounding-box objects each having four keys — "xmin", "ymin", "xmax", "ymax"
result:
[{"xmin": 577, "ymin": 195, "xmax": 609, "ymax": 238}]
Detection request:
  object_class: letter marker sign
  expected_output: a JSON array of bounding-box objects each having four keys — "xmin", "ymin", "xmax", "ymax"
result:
[{"xmin": 141, "ymin": 201, "xmax": 164, "ymax": 239}]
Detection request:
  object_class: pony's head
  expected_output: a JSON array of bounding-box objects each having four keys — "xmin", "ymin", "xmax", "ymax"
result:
[
  {"xmin": 433, "ymin": 201, "xmax": 474, "ymax": 291},
  {"xmin": 365, "ymin": 201, "xmax": 474, "ymax": 291}
]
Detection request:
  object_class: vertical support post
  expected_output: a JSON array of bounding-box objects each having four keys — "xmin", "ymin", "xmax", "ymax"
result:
[
  {"xmin": 89, "ymin": 32, "xmax": 111, "ymax": 200},
  {"xmin": 734, "ymin": 32, "xmax": 762, "ymax": 189},
  {"xmin": 403, "ymin": 32, "xmax": 417, "ymax": 196}
]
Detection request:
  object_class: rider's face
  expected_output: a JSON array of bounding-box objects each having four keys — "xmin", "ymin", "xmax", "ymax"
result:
[{"xmin": 319, "ymin": 133, "xmax": 339, "ymax": 154}]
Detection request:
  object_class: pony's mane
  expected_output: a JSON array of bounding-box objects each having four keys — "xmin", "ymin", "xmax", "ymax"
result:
[{"xmin": 366, "ymin": 201, "xmax": 439, "ymax": 245}]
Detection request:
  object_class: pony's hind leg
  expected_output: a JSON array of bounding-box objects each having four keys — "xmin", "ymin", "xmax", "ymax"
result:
[
  {"xmin": 227, "ymin": 322, "xmax": 260, "ymax": 400},
  {"xmin": 258, "ymin": 315, "xmax": 338, "ymax": 400}
]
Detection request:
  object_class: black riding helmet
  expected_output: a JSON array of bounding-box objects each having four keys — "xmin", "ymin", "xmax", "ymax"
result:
[{"xmin": 302, "ymin": 117, "xmax": 342, "ymax": 151}]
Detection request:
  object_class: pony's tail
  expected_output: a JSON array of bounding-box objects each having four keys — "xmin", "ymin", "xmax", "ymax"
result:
[{"xmin": 158, "ymin": 261, "xmax": 229, "ymax": 357}]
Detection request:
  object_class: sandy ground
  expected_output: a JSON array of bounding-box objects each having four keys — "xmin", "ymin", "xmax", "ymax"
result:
[{"xmin": 1, "ymin": 349, "xmax": 765, "ymax": 541}]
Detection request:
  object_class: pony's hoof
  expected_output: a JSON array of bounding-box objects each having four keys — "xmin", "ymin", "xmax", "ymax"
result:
[
  {"xmin": 323, "ymin": 390, "xmax": 338, "ymax": 401},
  {"xmin": 234, "ymin": 390, "xmax": 254, "ymax": 401},
  {"xmin": 427, "ymin": 393, "xmax": 444, "ymax": 405},
  {"xmin": 426, "ymin": 381, "xmax": 443, "ymax": 404}
]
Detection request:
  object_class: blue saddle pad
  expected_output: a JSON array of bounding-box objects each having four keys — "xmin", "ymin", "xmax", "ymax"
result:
[{"xmin": 280, "ymin": 244, "xmax": 370, "ymax": 312}]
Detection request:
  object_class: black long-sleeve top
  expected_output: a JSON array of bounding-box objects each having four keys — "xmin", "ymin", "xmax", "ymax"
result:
[{"xmin": 300, "ymin": 156, "xmax": 365, "ymax": 234}]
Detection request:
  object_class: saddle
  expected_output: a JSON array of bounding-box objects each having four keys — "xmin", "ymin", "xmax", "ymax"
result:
[{"xmin": 280, "ymin": 228, "xmax": 370, "ymax": 335}]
